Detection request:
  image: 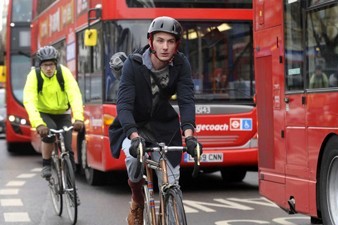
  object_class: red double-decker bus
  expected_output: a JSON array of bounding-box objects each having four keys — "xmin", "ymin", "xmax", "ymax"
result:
[
  {"xmin": 254, "ymin": 0, "xmax": 338, "ymax": 224},
  {"xmin": 4, "ymin": 0, "xmax": 33, "ymax": 152},
  {"xmin": 31, "ymin": 0, "xmax": 257, "ymax": 185}
]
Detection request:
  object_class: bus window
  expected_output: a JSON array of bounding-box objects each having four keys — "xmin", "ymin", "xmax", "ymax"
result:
[
  {"xmin": 285, "ymin": 0, "xmax": 304, "ymax": 91},
  {"xmin": 306, "ymin": 4, "xmax": 338, "ymax": 88},
  {"xmin": 77, "ymin": 25, "xmax": 103, "ymax": 103},
  {"xmin": 12, "ymin": 0, "xmax": 32, "ymax": 22},
  {"xmin": 53, "ymin": 41, "xmax": 67, "ymax": 66},
  {"xmin": 126, "ymin": 0, "xmax": 252, "ymax": 8},
  {"xmin": 10, "ymin": 55, "xmax": 31, "ymax": 102}
]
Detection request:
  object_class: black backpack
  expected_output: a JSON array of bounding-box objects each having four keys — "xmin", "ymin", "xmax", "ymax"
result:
[{"xmin": 35, "ymin": 65, "xmax": 65, "ymax": 94}]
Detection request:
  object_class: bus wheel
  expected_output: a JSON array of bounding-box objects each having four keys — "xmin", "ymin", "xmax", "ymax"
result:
[
  {"xmin": 220, "ymin": 167, "xmax": 247, "ymax": 183},
  {"xmin": 81, "ymin": 139, "xmax": 105, "ymax": 186},
  {"xmin": 319, "ymin": 136, "xmax": 338, "ymax": 225}
]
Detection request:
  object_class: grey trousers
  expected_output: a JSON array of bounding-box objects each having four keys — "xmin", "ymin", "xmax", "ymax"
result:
[{"xmin": 122, "ymin": 138, "xmax": 180, "ymax": 186}]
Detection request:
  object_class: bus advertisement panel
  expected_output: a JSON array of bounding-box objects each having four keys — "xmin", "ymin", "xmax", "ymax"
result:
[
  {"xmin": 254, "ymin": 0, "xmax": 338, "ymax": 224},
  {"xmin": 5, "ymin": 0, "xmax": 33, "ymax": 152},
  {"xmin": 31, "ymin": 0, "xmax": 257, "ymax": 185}
]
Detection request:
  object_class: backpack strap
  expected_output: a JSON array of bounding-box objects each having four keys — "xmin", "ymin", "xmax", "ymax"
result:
[
  {"xmin": 56, "ymin": 65, "xmax": 65, "ymax": 91},
  {"xmin": 35, "ymin": 65, "xmax": 65, "ymax": 94},
  {"xmin": 35, "ymin": 67, "xmax": 43, "ymax": 94},
  {"xmin": 131, "ymin": 53, "xmax": 143, "ymax": 64}
]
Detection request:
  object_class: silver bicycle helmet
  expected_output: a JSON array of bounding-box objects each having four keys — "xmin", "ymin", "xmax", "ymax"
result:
[
  {"xmin": 147, "ymin": 16, "xmax": 183, "ymax": 41},
  {"xmin": 36, "ymin": 46, "xmax": 59, "ymax": 65},
  {"xmin": 109, "ymin": 52, "xmax": 127, "ymax": 80}
]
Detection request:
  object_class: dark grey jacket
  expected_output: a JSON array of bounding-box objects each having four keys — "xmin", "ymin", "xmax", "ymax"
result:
[{"xmin": 109, "ymin": 47, "xmax": 195, "ymax": 167}]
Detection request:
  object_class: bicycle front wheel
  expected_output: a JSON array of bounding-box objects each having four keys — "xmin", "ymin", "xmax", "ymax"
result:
[
  {"xmin": 143, "ymin": 183, "xmax": 156, "ymax": 225},
  {"xmin": 49, "ymin": 155, "xmax": 63, "ymax": 216},
  {"xmin": 164, "ymin": 187, "xmax": 187, "ymax": 225},
  {"xmin": 62, "ymin": 155, "xmax": 78, "ymax": 225}
]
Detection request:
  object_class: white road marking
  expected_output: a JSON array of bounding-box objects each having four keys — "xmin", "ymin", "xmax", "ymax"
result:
[
  {"xmin": 16, "ymin": 173, "xmax": 36, "ymax": 178},
  {"xmin": 0, "ymin": 189, "xmax": 19, "ymax": 195},
  {"xmin": 1, "ymin": 198, "xmax": 23, "ymax": 206},
  {"xmin": 31, "ymin": 168, "xmax": 42, "ymax": 172},
  {"xmin": 273, "ymin": 217, "xmax": 309, "ymax": 224},
  {"xmin": 6, "ymin": 181, "xmax": 26, "ymax": 186},
  {"xmin": 183, "ymin": 205, "xmax": 199, "ymax": 213},
  {"xmin": 1, "ymin": 171, "xmax": 40, "ymax": 224},
  {"xmin": 4, "ymin": 212, "xmax": 30, "ymax": 222},
  {"xmin": 215, "ymin": 220, "xmax": 269, "ymax": 224}
]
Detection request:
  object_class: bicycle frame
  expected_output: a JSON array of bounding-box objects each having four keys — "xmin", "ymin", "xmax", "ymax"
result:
[
  {"xmin": 48, "ymin": 126, "xmax": 78, "ymax": 225},
  {"xmin": 144, "ymin": 154, "xmax": 173, "ymax": 225},
  {"xmin": 49, "ymin": 127, "xmax": 72, "ymax": 192},
  {"xmin": 140, "ymin": 143, "xmax": 200, "ymax": 225}
]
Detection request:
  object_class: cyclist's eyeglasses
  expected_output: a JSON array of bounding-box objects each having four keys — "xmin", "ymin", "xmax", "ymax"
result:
[{"xmin": 41, "ymin": 63, "xmax": 56, "ymax": 70}]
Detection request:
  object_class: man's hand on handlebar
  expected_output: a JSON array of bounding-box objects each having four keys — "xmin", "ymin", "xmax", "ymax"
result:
[
  {"xmin": 129, "ymin": 136, "xmax": 146, "ymax": 158},
  {"xmin": 185, "ymin": 136, "xmax": 203, "ymax": 157},
  {"xmin": 37, "ymin": 125, "xmax": 49, "ymax": 138},
  {"xmin": 73, "ymin": 120, "xmax": 84, "ymax": 132}
]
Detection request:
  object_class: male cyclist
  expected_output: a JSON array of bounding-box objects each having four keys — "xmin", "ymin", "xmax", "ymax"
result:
[
  {"xmin": 109, "ymin": 16, "xmax": 202, "ymax": 225},
  {"xmin": 23, "ymin": 46, "xmax": 84, "ymax": 179}
]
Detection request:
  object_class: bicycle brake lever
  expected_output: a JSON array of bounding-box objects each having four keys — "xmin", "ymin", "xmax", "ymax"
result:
[
  {"xmin": 196, "ymin": 144, "xmax": 201, "ymax": 166},
  {"xmin": 192, "ymin": 144, "xmax": 201, "ymax": 178},
  {"xmin": 138, "ymin": 142, "xmax": 143, "ymax": 163}
]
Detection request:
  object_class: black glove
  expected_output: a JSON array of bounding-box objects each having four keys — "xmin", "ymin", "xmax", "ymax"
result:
[
  {"xmin": 185, "ymin": 136, "xmax": 203, "ymax": 157},
  {"xmin": 73, "ymin": 120, "xmax": 84, "ymax": 132},
  {"xmin": 37, "ymin": 125, "xmax": 49, "ymax": 138},
  {"xmin": 129, "ymin": 137, "xmax": 146, "ymax": 158}
]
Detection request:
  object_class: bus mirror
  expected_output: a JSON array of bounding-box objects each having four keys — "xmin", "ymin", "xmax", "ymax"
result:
[
  {"xmin": 0, "ymin": 66, "xmax": 6, "ymax": 83},
  {"xmin": 84, "ymin": 29, "xmax": 97, "ymax": 46}
]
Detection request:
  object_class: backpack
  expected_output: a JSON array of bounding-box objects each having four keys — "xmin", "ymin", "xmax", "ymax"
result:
[{"xmin": 35, "ymin": 65, "xmax": 65, "ymax": 94}]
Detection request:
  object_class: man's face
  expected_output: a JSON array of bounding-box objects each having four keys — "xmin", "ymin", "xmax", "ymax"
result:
[
  {"xmin": 150, "ymin": 32, "xmax": 178, "ymax": 61},
  {"xmin": 40, "ymin": 61, "xmax": 56, "ymax": 78}
]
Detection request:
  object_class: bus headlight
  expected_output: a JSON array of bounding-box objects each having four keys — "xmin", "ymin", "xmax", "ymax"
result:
[{"xmin": 8, "ymin": 115, "xmax": 29, "ymax": 125}]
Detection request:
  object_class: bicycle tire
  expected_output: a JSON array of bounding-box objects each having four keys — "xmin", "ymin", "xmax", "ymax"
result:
[
  {"xmin": 164, "ymin": 187, "xmax": 187, "ymax": 225},
  {"xmin": 62, "ymin": 155, "xmax": 78, "ymax": 225},
  {"xmin": 49, "ymin": 154, "xmax": 63, "ymax": 216}
]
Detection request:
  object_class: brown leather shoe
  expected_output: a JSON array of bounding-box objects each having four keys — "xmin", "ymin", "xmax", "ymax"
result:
[{"xmin": 127, "ymin": 200, "xmax": 144, "ymax": 225}]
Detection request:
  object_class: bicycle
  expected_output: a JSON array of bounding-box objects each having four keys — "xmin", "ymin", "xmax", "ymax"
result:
[
  {"xmin": 137, "ymin": 142, "xmax": 201, "ymax": 225},
  {"xmin": 47, "ymin": 126, "xmax": 79, "ymax": 225}
]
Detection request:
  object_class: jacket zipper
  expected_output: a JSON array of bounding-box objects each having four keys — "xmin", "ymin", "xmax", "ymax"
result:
[{"xmin": 56, "ymin": 92, "xmax": 59, "ymax": 106}]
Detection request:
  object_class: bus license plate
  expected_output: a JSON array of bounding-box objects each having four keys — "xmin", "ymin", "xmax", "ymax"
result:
[{"xmin": 183, "ymin": 153, "xmax": 223, "ymax": 163}]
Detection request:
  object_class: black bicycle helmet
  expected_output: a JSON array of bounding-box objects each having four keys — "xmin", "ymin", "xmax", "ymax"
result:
[
  {"xmin": 147, "ymin": 16, "xmax": 183, "ymax": 41},
  {"xmin": 109, "ymin": 52, "xmax": 127, "ymax": 80},
  {"xmin": 36, "ymin": 46, "xmax": 59, "ymax": 65}
]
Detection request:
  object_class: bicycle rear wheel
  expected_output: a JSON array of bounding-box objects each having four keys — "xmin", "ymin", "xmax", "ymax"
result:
[
  {"xmin": 62, "ymin": 155, "xmax": 78, "ymax": 225},
  {"xmin": 164, "ymin": 187, "xmax": 187, "ymax": 225},
  {"xmin": 49, "ymin": 155, "xmax": 63, "ymax": 216}
]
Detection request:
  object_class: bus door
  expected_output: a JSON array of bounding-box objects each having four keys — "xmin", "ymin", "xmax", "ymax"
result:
[
  {"xmin": 255, "ymin": 22, "xmax": 286, "ymax": 204},
  {"xmin": 283, "ymin": 1, "xmax": 310, "ymax": 211}
]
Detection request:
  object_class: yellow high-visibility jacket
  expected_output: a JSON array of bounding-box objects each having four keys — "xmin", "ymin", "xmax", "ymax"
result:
[{"xmin": 23, "ymin": 64, "xmax": 84, "ymax": 128}]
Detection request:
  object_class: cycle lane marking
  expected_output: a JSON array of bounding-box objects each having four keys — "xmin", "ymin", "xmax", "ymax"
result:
[{"xmin": 1, "ymin": 168, "xmax": 41, "ymax": 223}]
